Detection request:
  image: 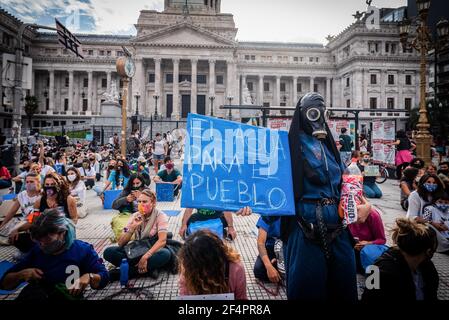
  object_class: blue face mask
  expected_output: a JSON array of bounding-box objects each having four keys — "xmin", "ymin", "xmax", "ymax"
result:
[
  {"xmin": 436, "ymin": 204, "xmax": 449, "ymax": 212},
  {"xmin": 424, "ymin": 183, "xmax": 438, "ymax": 193}
]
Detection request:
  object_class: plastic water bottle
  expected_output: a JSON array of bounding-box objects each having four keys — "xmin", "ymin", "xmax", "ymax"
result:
[
  {"xmin": 338, "ymin": 159, "xmax": 364, "ymax": 225},
  {"xmin": 120, "ymin": 258, "xmax": 129, "ymax": 288}
]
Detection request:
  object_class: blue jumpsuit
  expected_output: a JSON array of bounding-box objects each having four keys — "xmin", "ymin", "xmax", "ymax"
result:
[{"xmin": 284, "ymin": 133, "xmax": 357, "ymax": 300}]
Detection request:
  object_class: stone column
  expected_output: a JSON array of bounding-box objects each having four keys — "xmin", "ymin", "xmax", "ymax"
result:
[
  {"xmin": 56, "ymin": 72, "xmax": 61, "ymax": 113},
  {"xmin": 326, "ymin": 77, "xmax": 331, "ymax": 106},
  {"xmin": 31, "ymin": 70, "xmax": 35, "ymax": 96},
  {"xmin": 68, "ymin": 70, "xmax": 74, "ymax": 112},
  {"xmin": 92, "ymin": 74, "xmax": 98, "ymax": 114},
  {"xmin": 87, "ymin": 71, "xmax": 93, "ymax": 113},
  {"xmin": 154, "ymin": 58, "xmax": 162, "ymax": 116},
  {"xmin": 398, "ymin": 70, "xmax": 404, "ymax": 110},
  {"xmin": 292, "ymin": 76, "xmax": 298, "ymax": 106},
  {"xmin": 106, "ymin": 71, "xmax": 112, "ymax": 94},
  {"xmin": 191, "ymin": 59, "xmax": 198, "ymax": 114},
  {"xmin": 258, "ymin": 75, "xmax": 264, "ymax": 106},
  {"xmin": 310, "ymin": 77, "xmax": 315, "ymax": 92},
  {"xmin": 49, "ymin": 69, "xmax": 55, "ymax": 113},
  {"xmin": 172, "ymin": 58, "xmax": 180, "ymax": 120},
  {"xmin": 275, "ymin": 76, "xmax": 281, "ymax": 106},
  {"xmin": 380, "ymin": 70, "xmax": 386, "ymax": 109},
  {"xmin": 209, "ymin": 59, "xmax": 216, "ymax": 105}
]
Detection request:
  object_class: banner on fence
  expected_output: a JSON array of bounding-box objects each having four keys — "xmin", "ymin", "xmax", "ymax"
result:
[
  {"xmin": 181, "ymin": 114, "xmax": 295, "ymax": 216},
  {"xmin": 328, "ymin": 120, "xmax": 356, "ymax": 147},
  {"xmin": 371, "ymin": 120, "xmax": 396, "ymax": 166},
  {"xmin": 267, "ymin": 118, "xmax": 292, "ymax": 132}
]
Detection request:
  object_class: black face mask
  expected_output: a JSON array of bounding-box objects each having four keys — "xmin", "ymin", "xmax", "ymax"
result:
[{"xmin": 109, "ymin": 165, "xmax": 115, "ymax": 170}]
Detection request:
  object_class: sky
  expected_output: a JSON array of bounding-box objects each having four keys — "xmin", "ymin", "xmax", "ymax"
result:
[{"xmin": 1, "ymin": 0, "xmax": 407, "ymax": 43}]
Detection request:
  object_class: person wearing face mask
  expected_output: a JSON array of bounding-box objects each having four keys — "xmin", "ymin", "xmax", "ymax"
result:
[
  {"xmin": 107, "ymin": 159, "xmax": 131, "ymax": 191},
  {"xmin": 422, "ymin": 191, "xmax": 449, "ymax": 254},
  {"xmin": 280, "ymin": 92, "xmax": 358, "ymax": 301},
  {"xmin": 0, "ymin": 173, "xmax": 42, "ymax": 254},
  {"xmin": 153, "ymin": 159, "xmax": 182, "ymax": 197},
  {"xmin": 80, "ymin": 159, "xmax": 96, "ymax": 190},
  {"xmin": 104, "ymin": 189, "xmax": 175, "ymax": 280},
  {"xmin": 0, "ymin": 209, "xmax": 109, "ymax": 300},
  {"xmin": 131, "ymin": 156, "xmax": 151, "ymax": 186},
  {"xmin": 362, "ymin": 218, "xmax": 438, "ymax": 301},
  {"xmin": 357, "ymin": 152, "xmax": 383, "ymax": 199},
  {"xmin": 66, "ymin": 167, "xmax": 87, "ymax": 219},
  {"xmin": 34, "ymin": 172, "xmax": 78, "ymax": 224},
  {"xmin": 400, "ymin": 167, "xmax": 419, "ymax": 211},
  {"xmin": 112, "ymin": 174, "xmax": 146, "ymax": 214},
  {"xmin": 438, "ymin": 162, "xmax": 449, "ymax": 188},
  {"xmin": 406, "ymin": 174, "xmax": 445, "ymax": 222}
]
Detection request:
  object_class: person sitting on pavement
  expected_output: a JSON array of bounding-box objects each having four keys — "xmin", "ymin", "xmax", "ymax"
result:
[
  {"xmin": 438, "ymin": 161, "xmax": 449, "ymax": 189},
  {"xmin": 153, "ymin": 158, "xmax": 182, "ymax": 196},
  {"xmin": 104, "ymin": 189, "xmax": 173, "ymax": 280},
  {"xmin": 362, "ymin": 218, "xmax": 438, "ymax": 301},
  {"xmin": 79, "ymin": 159, "xmax": 96, "ymax": 190},
  {"xmin": 178, "ymin": 229, "xmax": 248, "ymax": 300},
  {"xmin": 0, "ymin": 160, "xmax": 12, "ymax": 190},
  {"xmin": 109, "ymin": 158, "xmax": 131, "ymax": 190},
  {"xmin": 66, "ymin": 167, "xmax": 88, "ymax": 219},
  {"xmin": 88, "ymin": 153, "xmax": 101, "ymax": 182},
  {"xmin": 0, "ymin": 173, "xmax": 42, "ymax": 253},
  {"xmin": 348, "ymin": 201, "xmax": 388, "ymax": 274},
  {"xmin": 0, "ymin": 209, "xmax": 109, "ymax": 300},
  {"xmin": 34, "ymin": 172, "xmax": 78, "ymax": 225},
  {"xmin": 93, "ymin": 159, "xmax": 117, "ymax": 197},
  {"xmin": 400, "ymin": 167, "xmax": 419, "ymax": 211},
  {"xmin": 426, "ymin": 164, "xmax": 438, "ymax": 176},
  {"xmin": 112, "ymin": 174, "xmax": 146, "ymax": 214},
  {"xmin": 422, "ymin": 191, "xmax": 449, "ymax": 254},
  {"xmin": 357, "ymin": 152, "xmax": 383, "ymax": 199},
  {"xmin": 407, "ymin": 173, "xmax": 445, "ymax": 221},
  {"xmin": 253, "ymin": 216, "xmax": 282, "ymax": 284},
  {"xmin": 131, "ymin": 156, "xmax": 151, "ymax": 187},
  {"xmin": 158, "ymin": 156, "xmax": 172, "ymax": 172},
  {"xmin": 152, "ymin": 133, "xmax": 168, "ymax": 174}
]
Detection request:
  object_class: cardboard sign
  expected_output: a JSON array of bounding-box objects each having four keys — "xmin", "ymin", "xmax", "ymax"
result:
[
  {"xmin": 365, "ymin": 165, "xmax": 380, "ymax": 177},
  {"xmin": 181, "ymin": 114, "xmax": 295, "ymax": 216}
]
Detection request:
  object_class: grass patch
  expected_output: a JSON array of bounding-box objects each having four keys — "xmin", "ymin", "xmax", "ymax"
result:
[{"xmin": 40, "ymin": 130, "xmax": 89, "ymax": 139}]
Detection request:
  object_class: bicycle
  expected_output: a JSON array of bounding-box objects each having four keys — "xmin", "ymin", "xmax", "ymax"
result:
[{"xmin": 375, "ymin": 146, "xmax": 396, "ymax": 184}]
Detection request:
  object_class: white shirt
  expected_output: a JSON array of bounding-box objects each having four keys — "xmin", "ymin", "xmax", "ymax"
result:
[
  {"xmin": 406, "ymin": 191, "xmax": 430, "ymax": 219},
  {"xmin": 17, "ymin": 191, "xmax": 41, "ymax": 219},
  {"xmin": 80, "ymin": 166, "xmax": 96, "ymax": 178},
  {"xmin": 70, "ymin": 180, "xmax": 86, "ymax": 205},
  {"xmin": 109, "ymin": 137, "xmax": 114, "ymax": 145},
  {"xmin": 154, "ymin": 139, "xmax": 166, "ymax": 155}
]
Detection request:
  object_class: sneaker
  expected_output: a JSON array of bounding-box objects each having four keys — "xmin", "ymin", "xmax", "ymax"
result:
[{"xmin": 108, "ymin": 268, "xmax": 121, "ymax": 282}]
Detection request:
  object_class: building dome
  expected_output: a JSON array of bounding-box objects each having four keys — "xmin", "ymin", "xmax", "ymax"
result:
[{"xmin": 164, "ymin": 0, "xmax": 221, "ymax": 14}]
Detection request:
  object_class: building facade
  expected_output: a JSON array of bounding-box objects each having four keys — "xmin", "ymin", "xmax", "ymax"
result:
[{"xmin": 1, "ymin": 1, "xmax": 421, "ymax": 132}]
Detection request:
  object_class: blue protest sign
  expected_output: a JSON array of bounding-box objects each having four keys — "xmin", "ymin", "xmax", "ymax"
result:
[
  {"xmin": 156, "ymin": 183, "xmax": 175, "ymax": 202},
  {"xmin": 181, "ymin": 114, "xmax": 295, "ymax": 216}
]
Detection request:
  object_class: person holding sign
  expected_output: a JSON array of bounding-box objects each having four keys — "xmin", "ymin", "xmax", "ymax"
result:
[
  {"xmin": 153, "ymin": 159, "xmax": 182, "ymax": 197},
  {"xmin": 357, "ymin": 152, "xmax": 383, "ymax": 199},
  {"xmin": 281, "ymin": 92, "xmax": 358, "ymax": 301}
]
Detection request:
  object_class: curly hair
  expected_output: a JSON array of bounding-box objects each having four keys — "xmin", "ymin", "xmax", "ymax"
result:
[
  {"xmin": 178, "ymin": 230, "xmax": 241, "ymax": 295},
  {"xmin": 41, "ymin": 172, "xmax": 71, "ymax": 207}
]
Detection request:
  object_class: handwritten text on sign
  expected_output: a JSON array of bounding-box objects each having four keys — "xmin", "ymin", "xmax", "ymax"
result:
[{"xmin": 181, "ymin": 114, "xmax": 295, "ymax": 216}]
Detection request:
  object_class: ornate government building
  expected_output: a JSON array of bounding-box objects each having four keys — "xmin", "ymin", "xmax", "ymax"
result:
[{"xmin": 0, "ymin": 0, "xmax": 420, "ymax": 131}]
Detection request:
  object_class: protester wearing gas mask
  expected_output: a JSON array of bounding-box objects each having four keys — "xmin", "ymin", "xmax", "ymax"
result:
[
  {"xmin": 34, "ymin": 172, "xmax": 78, "ymax": 224},
  {"xmin": 0, "ymin": 209, "xmax": 109, "ymax": 300},
  {"xmin": 281, "ymin": 92, "xmax": 358, "ymax": 301},
  {"xmin": 407, "ymin": 173, "xmax": 445, "ymax": 222}
]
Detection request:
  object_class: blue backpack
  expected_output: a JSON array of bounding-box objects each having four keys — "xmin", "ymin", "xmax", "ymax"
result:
[{"xmin": 187, "ymin": 218, "xmax": 224, "ymax": 239}]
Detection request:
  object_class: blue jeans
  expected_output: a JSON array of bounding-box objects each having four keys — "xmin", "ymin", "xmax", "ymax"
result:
[
  {"xmin": 364, "ymin": 182, "xmax": 382, "ymax": 198},
  {"xmin": 0, "ymin": 179, "xmax": 12, "ymax": 189}
]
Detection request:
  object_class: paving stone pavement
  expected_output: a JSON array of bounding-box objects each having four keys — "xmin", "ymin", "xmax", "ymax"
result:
[{"xmin": 0, "ymin": 164, "xmax": 448, "ymax": 300}]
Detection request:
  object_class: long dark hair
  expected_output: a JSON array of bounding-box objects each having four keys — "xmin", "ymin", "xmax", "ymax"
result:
[
  {"xmin": 115, "ymin": 159, "xmax": 130, "ymax": 186},
  {"xmin": 417, "ymin": 173, "xmax": 445, "ymax": 202},
  {"xmin": 123, "ymin": 174, "xmax": 146, "ymax": 194},
  {"xmin": 178, "ymin": 230, "xmax": 241, "ymax": 295},
  {"xmin": 66, "ymin": 167, "xmax": 81, "ymax": 188},
  {"xmin": 41, "ymin": 172, "xmax": 70, "ymax": 207}
]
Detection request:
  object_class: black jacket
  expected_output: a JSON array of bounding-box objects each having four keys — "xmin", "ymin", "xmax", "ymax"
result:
[{"xmin": 362, "ymin": 247, "xmax": 439, "ymax": 301}]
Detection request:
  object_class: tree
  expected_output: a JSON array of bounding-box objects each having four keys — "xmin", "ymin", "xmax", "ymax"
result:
[{"xmin": 24, "ymin": 96, "xmax": 39, "ymax": 128}]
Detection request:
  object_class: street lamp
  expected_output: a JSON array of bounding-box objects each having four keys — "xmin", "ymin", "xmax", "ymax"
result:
[
  {"xmin": 135, "ymin": 93, "xmax": 140, "ymax": 116},
  {"xmin": 398, "ymin": 0, "xmax": 448, "ymax": 165},
  {"xmin": 226, "ymin": 96, "xmax": 233, "ymax": 120},
  {"xmin": 153, "ymin": 94, "xmax": 159, "ymax": 120},
  {"xmin": 209, "ymin": 96, "xmax": 215, "ymax": 117}
]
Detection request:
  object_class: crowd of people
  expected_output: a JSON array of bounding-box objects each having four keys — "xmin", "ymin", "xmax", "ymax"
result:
[{"xmin": 0, "ymin": 108, "xmax": 448, "ymax": 301}]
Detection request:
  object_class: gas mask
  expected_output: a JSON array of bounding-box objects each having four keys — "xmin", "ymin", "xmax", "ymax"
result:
[{"xmin": 298, "ymin": 93, "xmax": 328, "ymax": 140}]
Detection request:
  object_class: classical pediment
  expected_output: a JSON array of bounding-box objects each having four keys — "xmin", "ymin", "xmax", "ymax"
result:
[{"xmin": 131, "ymin": 22, "xmax": 237, "ymax": 48}]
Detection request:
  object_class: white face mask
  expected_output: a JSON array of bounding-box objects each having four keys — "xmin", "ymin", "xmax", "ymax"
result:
[{"xmin": 67, "ymin": 174, "xmax": 77, "ymax": 182}]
